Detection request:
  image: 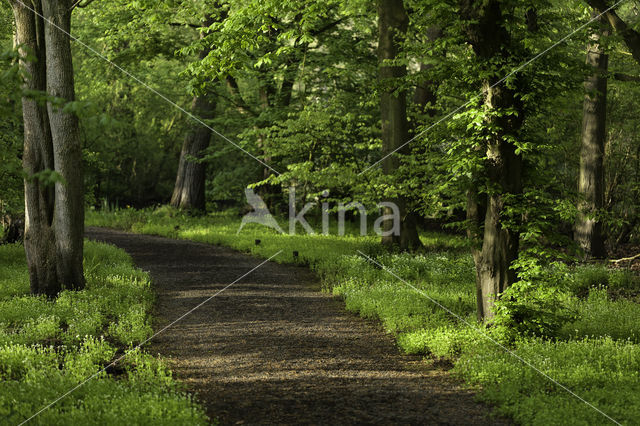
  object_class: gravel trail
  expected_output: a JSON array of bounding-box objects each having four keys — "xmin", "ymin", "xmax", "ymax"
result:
[{"xmin": 86, "ymin": 227, "xmax": 508, "ymax": 425}]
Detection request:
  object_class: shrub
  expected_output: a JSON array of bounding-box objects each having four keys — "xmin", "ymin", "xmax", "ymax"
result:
[{"xmin": 492, "ymin": 281, "xmax": 577, "ymax": 343}]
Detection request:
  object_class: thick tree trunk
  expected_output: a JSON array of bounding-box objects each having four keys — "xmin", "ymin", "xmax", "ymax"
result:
[
  {"xmin": 43, "ymin": 0, "xmax": 85, "ymax": 290},
  {"xmin": 477, "ymin": 85, "xmax": 522, "ymax": 319},
  {"xmin": 461, "ymin": 0, "xmax": 524, "ymax": 321},
  {"xmin": 12, "ymin": 0, "xmax": 59, "ymax": 296},
  {"xmin": 378, "ymin": 0, "xmax": 423, "ymax": 251},
  {"xmin": 171, "ymin": 17, "xmax": 216, "ymax": 212},
  {"xmin": 470, "ymin": 89, "xmax": 523, "ymax": 322},
  {"xmin": 576, "ymin": 18, "xmax": 608, "ymax": 259},
  {"xmin": 171, "ymin": 95, "xmax": 215, "ymax": 211}
]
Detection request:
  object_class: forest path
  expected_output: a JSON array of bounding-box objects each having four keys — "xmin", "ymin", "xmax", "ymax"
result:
[{"xmin": 86, "ymin": 227, "xmax": 507, "ymax": 425}]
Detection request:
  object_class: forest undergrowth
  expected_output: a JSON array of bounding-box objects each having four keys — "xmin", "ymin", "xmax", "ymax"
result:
[{"xmin": 0, "ymin": 239, "xmax": 208, "ymax": 425}]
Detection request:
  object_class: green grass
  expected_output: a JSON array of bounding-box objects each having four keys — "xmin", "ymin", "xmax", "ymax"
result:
[
  {"xmin": 0, "ymin": 240, "xmax": 208, "ymax": 425},
  {"xmin": 86, "ymin": 207, "xmax": 640, "ymax": 425}
]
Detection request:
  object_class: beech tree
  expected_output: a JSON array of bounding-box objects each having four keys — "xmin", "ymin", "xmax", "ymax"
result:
[
  {"xmin": 171, "ymin": 16, "xmax": 216, "ymax": 212},
  {"xmin": 576, "ymin": 15, "xmax": 608, "ymax": 259},
  {"xmin": 580, "ymin": 1, "xmax": 640, "ymax": 252},
  {"xmin": 461, "ymin": 0, "xmax": 527, "ymax": 321},
  {"xmin": 170, "ymin": 93, "xmax": 215, "ymax": 211},
  {"xmin": 377, "ymin": 0, "xmax": 423, "ymax": 251},
  {"xmin": 9, "ymin": 0, "xmax": 84, "ymax": 295}
]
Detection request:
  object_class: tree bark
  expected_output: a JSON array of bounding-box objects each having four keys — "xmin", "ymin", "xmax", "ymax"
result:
[
  {"xmin": 43, "ymin": 0, "xmax": 85, "ymax": 290},
  {"xmin": 412, "ymin": 27, "xmax": 441, "ymax": 118},
  {"xmin": 11, "ymin": 0, "xmax": 59, "ymax": 296},
  {"xmin": 170, "ymin": 94, "xmax": 215, "ymax": 211},
  {"xmin": 576, "ymin": 17, "xmax": 608, "ymax": 259},
  {"xmin": 225, "ymin": 76, "xmax": 255, "ymax": 116},
  {"xmin": 461, "ymin": 0, "xmax": 524, "ymax": 321},
  {"xmin": 466, "ymin": 182, "xmax": 486, "ymax": 319},
  {"xmin": 378, "ymin": 0, "xmax": 423, "ymax": 251},
  {"xmin": 477, "ymin": 86, "xmax": 522, "ymax": 320},
  {"xmin": 170, "ymin": 17, "xmax": 216, "ymax": 212},
  {"xmin": 413, "ymin": 63, "xmax": 439, "ymax": 117}
]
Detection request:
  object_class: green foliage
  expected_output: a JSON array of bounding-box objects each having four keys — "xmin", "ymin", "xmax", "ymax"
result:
[
  {"xmin": 0, "ymin": 8, "xmax": 24, "ymax": 221},
  {"xmin": 72, "ymin": 3, "xmax": 194, "ymax": 207},
  {"xmin": 492, "ymin": 281, "xmax": 577, "ymax": 343},
  {"xmin": 0, "ymin": 242, "xmax": 208, "ymax": 424},
  {"xmin": 567, "ymin": 264, "xmax": 640, "ymax": 297},
  {"xmin": 5, "ymin": 0, "xmax": 640, "ymax": 420},
  {"xmin": 40, "ymin": 0, "xmax": 640, "ymax": 258},
  {"xmin": 567, "ymin": 265, "xmax": 611, "ymax": 296},
  {"xmin": 562, "ymin": 288, "xmax": 640, "ymax": 343}
]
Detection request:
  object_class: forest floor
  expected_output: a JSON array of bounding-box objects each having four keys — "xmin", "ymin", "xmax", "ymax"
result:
[{"xmin": 86, "ymin": 227, "xmax": 508, "ymax": 425}]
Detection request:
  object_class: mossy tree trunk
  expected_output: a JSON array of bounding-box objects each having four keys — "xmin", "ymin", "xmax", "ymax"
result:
[
  {"xmin": 170, "ymin": 94, "xmax": 215, "ymax": 212},
  {"xmin": 43, "ymin": 0, "xmax": 85, "ymax": 290},
  {"xmin": 12, "ymin": 0, "xmax": 59, "ymax": 296}
]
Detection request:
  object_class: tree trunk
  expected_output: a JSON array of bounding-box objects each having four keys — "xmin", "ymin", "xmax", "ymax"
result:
[
  {"xmin": 477, "ymin": 86, "xmax": 522, "ymax": 319},
  {"xmin": 255, "ymin": 77, "xmax": 278, "ymax": 211},
  {"xmin": 576, "ymin": 16, "xmax": 608, "ymax": 259},
  {"xmin": 171, "ymin": 17, "xmax": 216, "ymax": 212},
  {"xmin": 11, "ymin": 0, "xmax": 59, "ymax": 296},
  {"xmin": 43, "ymin": 0, "xmax": 85, "ymax": 290},
  {"xmin": 170, "ymin": 95, "xmax": 215, "ymax": 211},
  {"xmin": 413, "ymin": 62, "xmax": 439, "ymax": 117},
  {"xmin": 412, "ymin": 27, "xmax": 441, "ymax": 118},
  {"xmin": 378, "ymin": 0, "xmax": 423, "ymax": 251},
  {"xmin": 461, "ymin": 0, "xmax": 524, "ymax": 321},
  {"xmin": 277, "ymin": 61, "xmax": 296, "ymax": 108},
  {"xmin": 466, "ymin": 184, "xmax": 486, "ymax": 319}
]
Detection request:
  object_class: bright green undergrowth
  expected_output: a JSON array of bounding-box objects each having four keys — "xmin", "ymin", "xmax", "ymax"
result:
[
  {"xmin": 0, "ymin": 240, "xmax": 208, "ymax": 425},
  {"xmin": 87, "ymin": 207, "xmax": 640, "ymax": 425}
]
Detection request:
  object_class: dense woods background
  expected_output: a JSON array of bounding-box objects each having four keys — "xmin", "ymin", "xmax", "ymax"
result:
[{"xmin": 3, "ymin": 0, "xmax": 639, "ymax": 306}]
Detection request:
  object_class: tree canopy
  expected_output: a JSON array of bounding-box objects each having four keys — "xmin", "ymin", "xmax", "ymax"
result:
[{"xmin": 2, "ymin": 0, "xmax": 640, "ymax": 320}]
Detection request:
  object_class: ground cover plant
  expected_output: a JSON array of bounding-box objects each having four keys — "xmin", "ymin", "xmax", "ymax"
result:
[
  {"xmin": 87, "ymin": 207, "xmax": 640, "ymax": 425},
  {"xmin": 0, "ymin": 240, "xmax": 208, "ymax": 425}
]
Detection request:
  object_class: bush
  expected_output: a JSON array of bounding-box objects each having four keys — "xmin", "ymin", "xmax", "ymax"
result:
[{"xmin": 492, "ymin": 281, "xmax": 577, "ymax": 343}]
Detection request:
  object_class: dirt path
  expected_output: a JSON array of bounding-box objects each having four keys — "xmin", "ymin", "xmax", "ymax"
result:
[{"xmin": 86, "ymin": 227, "xmax": 508, "ymax": 425}]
